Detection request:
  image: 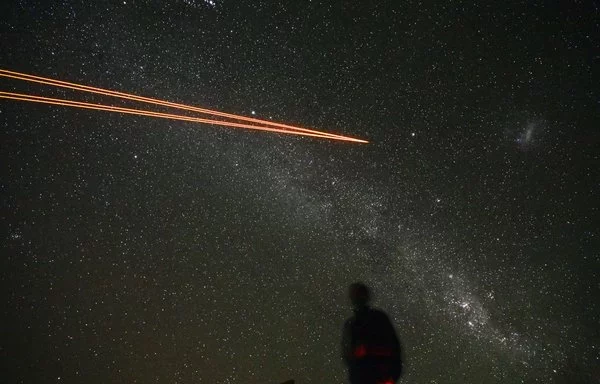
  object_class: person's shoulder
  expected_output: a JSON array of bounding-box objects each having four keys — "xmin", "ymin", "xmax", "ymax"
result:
[
  {"xmin": 369, "ymin": 307, "xmax": 387, "ymax": 315},
  {"xmin": 343, "ymin": 315, "xmax": 355, "ymax": 327},
  {"xmin": 369, "ymin": 307, "xmax": 391, "ymax": 321}
]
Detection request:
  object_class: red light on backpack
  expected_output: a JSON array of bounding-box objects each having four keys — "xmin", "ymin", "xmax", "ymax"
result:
[{"xmin": 353, "ymin": 344, "xmax": 367, "ymax": 358}]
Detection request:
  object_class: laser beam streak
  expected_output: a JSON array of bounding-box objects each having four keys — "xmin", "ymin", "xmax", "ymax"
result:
[
  {"xmin": 0, "ymin": 69, "xmax": 368, "ymax": 143},
  {"xmin": 0, "ymin": 91, "xmax": 365, "ymax": 142}
]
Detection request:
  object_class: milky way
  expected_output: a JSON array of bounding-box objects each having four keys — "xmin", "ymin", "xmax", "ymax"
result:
[{"xmin": 1, "ymin": 1, "xmax": 598, "ymax": 384}]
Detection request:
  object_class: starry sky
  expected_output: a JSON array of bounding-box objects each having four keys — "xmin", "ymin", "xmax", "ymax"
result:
[{"xmin": 1, "ymin": 1, "xmax": 598, "ymax": 383}]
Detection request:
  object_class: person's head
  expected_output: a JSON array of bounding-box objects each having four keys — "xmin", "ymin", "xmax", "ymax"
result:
[{"xmin": 349, "ymin": 282, "xmax": 371, "ymax": 309}]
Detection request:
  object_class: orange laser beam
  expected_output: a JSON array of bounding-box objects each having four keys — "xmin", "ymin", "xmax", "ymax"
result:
[
  {"xmin": 0, "ymin": 91, "xmax": 364, "ymax": 142},
  {"xmin": 0, "ymin": 69, "xmax": 368, "ymax": 143},
  {"xmin": 0, "ymin": 69, "xmax": 357, "ymax": 141}
]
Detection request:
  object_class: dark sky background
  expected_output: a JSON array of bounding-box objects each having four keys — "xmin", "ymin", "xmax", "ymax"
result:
[{"xmin": 1, "ymin": 1, "xmax": 598, "ymax": 383}]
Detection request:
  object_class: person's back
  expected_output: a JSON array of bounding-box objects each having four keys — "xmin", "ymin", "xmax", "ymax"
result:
[{"xmin": 342, "ymin": 283, "xmax": 402, "ymax": 384}]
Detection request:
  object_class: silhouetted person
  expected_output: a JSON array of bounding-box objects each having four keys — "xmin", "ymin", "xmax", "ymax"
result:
[{"xmin": 341, "ymin": 283, "xmax": 402, "ymax": 384}]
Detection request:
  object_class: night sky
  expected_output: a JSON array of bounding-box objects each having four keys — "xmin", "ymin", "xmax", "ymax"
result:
[{"xmin": 1, "ymin": 1, "xmax": 598, "ymax": 383}]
